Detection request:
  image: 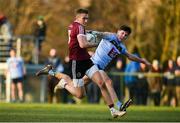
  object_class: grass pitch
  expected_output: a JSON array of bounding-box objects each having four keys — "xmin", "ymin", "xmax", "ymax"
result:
[{"xmin": 0, "ymin": 103, "xmax": 180, "ymax": 122}]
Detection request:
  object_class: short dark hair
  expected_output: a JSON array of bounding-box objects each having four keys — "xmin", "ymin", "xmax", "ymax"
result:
[
  {"xmin": 119, "ymin": 25, "xmax": 131, "ymax": 34},
  {"xmin": 10, "ymin": 48, "xmax": 16, "ymax": 52},
  {"xmin": 76, "ymin": 8, "xmax": 89, "ymax": 14}
]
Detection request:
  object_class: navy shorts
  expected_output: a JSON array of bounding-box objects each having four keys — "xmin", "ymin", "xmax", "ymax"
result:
[{"xmin": 12, "ymin": 77, "xmax": 23, "ymax": 84}]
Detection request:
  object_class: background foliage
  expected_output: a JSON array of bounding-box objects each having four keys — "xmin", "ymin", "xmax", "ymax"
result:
[{"xmin": 0, "ymin": 0, "xmax": 179, "ymax": 63}]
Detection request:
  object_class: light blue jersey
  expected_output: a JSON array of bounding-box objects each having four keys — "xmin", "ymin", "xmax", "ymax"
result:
[
  {"xmin": 7, "ymin": 57, "xmax": 24, "ymax": 79},
  {"xmin": 91, "ymin": 34, "xmax": 127, "ymax": 70}
]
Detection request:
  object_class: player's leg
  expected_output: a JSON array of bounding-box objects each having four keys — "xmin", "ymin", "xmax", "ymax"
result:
[
  {"xmin": 59, "ymin": 60, "xmax": 87, "ymax": 99},
  {"xmin": 100, "ymin": 70, "xmax": 132, "ymax": 111},
  {"xmin": 83, "ymin": 75, "xmax": 91, "ymax": 86},
  {"xmin": 17, "ymin": 80, "xmax": 23, "ymax": 102},
  {"xmin": 36, "ymin": 65, "xmax": 85, "ymax": 99},
  {"xmin": 54, "ymin": 72, "xmax": 86, "ymax": 98},
  {"xmin": 11, "ymin": 81, "xmax": 16, "ymax": 102},
  {"xmin": 92, "ymin": 72, "xmax": 113, "ymax": 105},
  {"xmin": 100, "ymin": 70, "xmax": 122, "ymax": 108},
  {"xmin": 86, "ymin": 65, "xmax": 126, "ymax": 118}
]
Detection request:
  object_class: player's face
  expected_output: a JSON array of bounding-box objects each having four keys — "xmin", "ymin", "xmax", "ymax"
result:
[
  {"xmin": 177, "ymin": 57, "xmax": 180, "ymax": 66},
  {"xmin": 10, "ymin": 50, "xmax": 16, "ymax": 57},
  {"xmin": 168, "ymin": 60, "xmax": 173, "ymax": 68},
  {"xmin": 117, "ymin": 30, "xmax": 129, "ymax": 41},
  {"xmin": 77, "ymin": 13, "xmax": 89, "ymax": 26}
]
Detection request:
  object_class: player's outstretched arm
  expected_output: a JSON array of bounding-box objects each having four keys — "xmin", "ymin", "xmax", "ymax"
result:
[{"xmin": 124, "ymin": 52, "xmax": 152, "ymax": 68}]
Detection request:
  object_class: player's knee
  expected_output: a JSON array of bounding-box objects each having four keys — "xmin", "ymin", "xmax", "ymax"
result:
[
  {"xmin": 64, "ymin": 75, "xmax": 71, "ymax": 81},
  {"xmin": 97, "ymin": 81, "xmax": 106, "ymax": 89},
  {"xmin": 76, "ymin": 93, "xmax": 85, "ymax": 99},
  {"xmin": 106, "ymin": 79, "xmax": 113, "ymax": 86}
]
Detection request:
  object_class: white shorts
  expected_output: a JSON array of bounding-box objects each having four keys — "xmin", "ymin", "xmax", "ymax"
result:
[
  {"xmin": 85, "ymin": 65, "xmax": 99, "ymax": 79},
  {"xmin": 72, "ymin": 79, "xmax": 84, "ymax": 87}
]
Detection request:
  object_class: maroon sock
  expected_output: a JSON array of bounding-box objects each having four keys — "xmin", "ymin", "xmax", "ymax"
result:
[{"xmin": 108, "ymin": 104, "xmax": 114, "ymax": 108}]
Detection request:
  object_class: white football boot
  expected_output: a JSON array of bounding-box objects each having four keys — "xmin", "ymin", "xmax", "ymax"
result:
[{"xmin": 110, "ymin": 108, "xmax": 126, "ymax": 118}]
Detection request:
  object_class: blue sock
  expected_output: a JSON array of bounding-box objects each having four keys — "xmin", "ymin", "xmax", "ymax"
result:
[
  {"xmin": 116, "ymin": 101, "xmax": 122, "ymax": 110},
  {"xmin": 48, "ymin": 70, "xmax": 56, "ymax": 76}
]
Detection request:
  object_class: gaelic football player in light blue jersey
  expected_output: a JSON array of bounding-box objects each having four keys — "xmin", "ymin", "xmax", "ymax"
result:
[{"xmin": 88, "ymin": 25, "xmax": 151, "ymax": 111}]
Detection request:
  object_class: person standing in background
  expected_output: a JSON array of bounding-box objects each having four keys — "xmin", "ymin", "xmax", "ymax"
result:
[
  {"xmin": 32, "ymin": 16, "xmax": 47, "ymax": 64},
  {"xmin": 0, "ymin": 14, "xmax": 13, "ymax": 43},
  {"xmin": 6, "ymin": 48, "xmax": 26, "ymax": 102},
  {"xmin": 33, "ymin": 16, "xmax": 47, "ymax": 52},
  {"xmin": 124, "ymin": 54, "xmax": 140, "ymax": 104},
  {"xmin": 45, "ymin": 48, "xmax": 64, "ymax": 103},
  {"xmin": 148, "ymin": 59, "xmax": 162, "ymax": 106},
  {"xmin": 175, "ymin": 56, "xmax": 180, "ymax": 106},
  {"xmin": 136, "ymin": 62, "xmax": 149, "ymax": 105},
  {"xmin": 109, "ymin": 58, "xmax": 125, "ymax": 101},
  {"xmin": 162, "ymin": 59, "xmax": 177, "ymax": 107}
]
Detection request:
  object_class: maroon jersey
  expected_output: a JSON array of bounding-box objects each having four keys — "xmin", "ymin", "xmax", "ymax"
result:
[{"xmin": 68, "ymin": 21, "xmax": 90, "ymax": 60}]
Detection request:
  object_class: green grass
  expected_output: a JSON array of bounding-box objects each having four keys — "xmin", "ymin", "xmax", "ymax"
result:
[{"xmin": 0, "ymin": 103, "xmax": 180, "ymax": 122}]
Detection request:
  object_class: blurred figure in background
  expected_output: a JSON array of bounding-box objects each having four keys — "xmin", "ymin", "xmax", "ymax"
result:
[
  {"xmin": 124, "ymin": 54, "xmax": 140, "ymax": 104},
  {"xmin": 6, "ymin": 48, "xmax": 26, "ymax": 102},
  {"xmin": 148, "ymin": 59, "xmax": 162, "ymax": 106},
  {"xmin": 162, "ymin": 59, "xmax": 177, "ymax": 107},
  {"xmin": 45, "ymin": 48, "xmax": 64, "ymax": 103},
  {"xmin": 0, "ymin": 14, "xmax": 13, "ymax": 44},
  {"xmin": 86, "ymin": 82, "xmax": 101, "ymax": 103},
  {"xmin": 175, "ymin": 56, "xmax": 180, "ymax": 106},
  {"xmin": 109, "ymin": 58, "xmax": 125, "ymax": 101},
  {"xmin": 32, "ymin": 16, "xmax": 47, "ymax": 55},
  {"xmin": 136, "ymin": 62, "xmax": 149, "ymax": 105},
  {"xmin": 0, "ymin": 14, "xmax": 13, "ymax": 99}
]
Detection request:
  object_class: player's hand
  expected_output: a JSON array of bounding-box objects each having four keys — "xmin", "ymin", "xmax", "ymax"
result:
[
  {"xmin": 142, "ymin": 59, "xmax": 152, "ymax": 69},
  {"xmin": 145, "ymin": 61, "xmax": 152, "ymax": 69},
  {"xmin": 86, "ymin": 30, "xmax": 93, "ymax": 33},
  {"xmin": 86, "ymin": 30, "xmax": 100, "ymax": 35}
]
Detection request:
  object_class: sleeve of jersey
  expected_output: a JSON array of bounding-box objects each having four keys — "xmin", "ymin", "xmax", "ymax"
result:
[
  {"xmin": 120, "ymin": 44, "xmax": 127, "ymax": 55},
  {"xmin": 78, "ymin": 25, "xmax": 85, "ymax": 34},
  {"xmin": 20, "ymin": 57, "xmax": 24, "ymax": 64},
  {"xmin": 103, "ymin": 34, "xmax": 115, "ymax": 42}
]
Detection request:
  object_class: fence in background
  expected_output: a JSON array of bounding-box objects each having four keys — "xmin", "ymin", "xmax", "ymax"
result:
[
  {"xmin": 0, "ymin": 35, "xmax": 44, "ymax": 102},
  {"xmin": 0, "ymin": 35, "xmax": 40, "ymax": 64},
  {"xmin": 0, "ymin": 64, "xmax": 45, "ymax": 102}
]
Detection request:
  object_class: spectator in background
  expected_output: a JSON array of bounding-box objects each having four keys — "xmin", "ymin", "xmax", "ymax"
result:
[
  {"xmin": 6, "ymin": 48, "xmax": 26, "ymax": 102},
  {"xmin": 162, "ymin": 59, "xmax": 177, "ymax": 107},
  {"xmin": 109, "ymin": 58, "xmax": 125, "ymax": 101},
  {"xmin": 0, "ymin": 14, "xmax": 13, "ymax": 94},
  {"xmin": 0, "ymin": 14, "xmax": 13, "ymax": 44},
  {"xmin": 33, "ymin": 16, "xmax": 47, "ymax": 52},
  {"xmin": 62, "ymin": 56, "xmax": 70, "ymax": 75},
  {"xmin": 136, "ymin": 62, "xmax": 149, "ymax": 105},
  {"xmin": 124, "ymin": 54, "xmax": 140, "ymax": 104},
  {"xmin": 45, "ymin": 48, "xmax": 64, "ymax": 103},
  {"xmin": 175, "ymin": 56, "xmax": 180, "ymax": 106},
  {"xmin": 148, "ymin": 59, "xmax": 162, "ymax": 106},
  {"xmin": 86, "ymin": 82, "xmax": 101, "ymax": 103}
]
